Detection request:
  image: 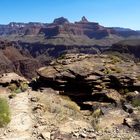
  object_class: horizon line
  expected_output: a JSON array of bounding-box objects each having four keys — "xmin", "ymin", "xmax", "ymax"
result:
[{"xmin": 0, "ymin": 16, "xmax": 139, "ymax": 31}]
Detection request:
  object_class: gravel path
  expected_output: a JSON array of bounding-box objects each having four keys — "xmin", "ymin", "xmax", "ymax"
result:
[{"xmin": 0, "ymin": 92, "xmax": 34, "ymax": 140}]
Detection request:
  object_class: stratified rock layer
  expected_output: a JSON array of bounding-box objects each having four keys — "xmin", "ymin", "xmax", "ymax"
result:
[{"xmin": 37, "ymin": 54, "xmax": 140, "ymax": 109}]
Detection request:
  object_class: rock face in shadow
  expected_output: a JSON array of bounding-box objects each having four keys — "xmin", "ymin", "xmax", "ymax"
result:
[
  {"xmin": 36, "ymin": 53, "xmax": 140, "ymax": 109},
  {"xmin": 0, "ymin": 40, "xmax": 40, "ymax": 79},
  {"xmin": 109, "ymin": 39, "xmax": 140, "ymax": 59}
]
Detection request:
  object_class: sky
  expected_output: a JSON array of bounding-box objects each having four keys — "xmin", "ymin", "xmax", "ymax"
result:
[{"xmin": 0, "ymin": 0, "xmax": 140, "ymax": 30}]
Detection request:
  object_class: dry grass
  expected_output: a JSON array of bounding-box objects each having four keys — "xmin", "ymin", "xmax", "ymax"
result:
[{"xmin": 35, "ymin": 92, "xmax": 82, "ymax": 125}]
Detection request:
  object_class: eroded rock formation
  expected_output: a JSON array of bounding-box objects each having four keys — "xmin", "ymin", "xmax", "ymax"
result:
[{"xmin": 36, "ymin": 53, "xmax": 140, "ymax": 109}]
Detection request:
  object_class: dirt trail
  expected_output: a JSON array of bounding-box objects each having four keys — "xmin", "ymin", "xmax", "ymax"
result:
[{"xmin": 0, "ymin": 92, "xmax": 34, "ymax": 140}]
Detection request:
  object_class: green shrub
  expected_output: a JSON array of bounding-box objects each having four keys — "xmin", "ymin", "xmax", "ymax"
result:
[
  {"xmin": 132, "ymin": 98, "xmax": 140, "ymax": 107},
  {"xmin": 14, "ymin": 88, "xmax": 22, "ymax": 94},
  {"xmin": 103, "ymin": 68, "xmax": 112, "ymax": 74},
  {"xmin": 8, "ymin": 82, "xmax": 28, "ymax": 93},
  {"xmin": 0, "ymin": 98, "xmax": 11, "ymax": 127},
  {"xmin": 8, "ymin": 83, "xmax": 17, "ymax": 92},
  {"xmin": 20, "ymin": 82, "xmax": 28, "ymax": 92}
]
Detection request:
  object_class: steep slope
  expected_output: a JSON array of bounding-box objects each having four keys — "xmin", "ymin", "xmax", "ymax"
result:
[
  {"xmin": 108, "ymin": 39, "xmax": 140, "ymax": 59},
  {"xmin": 109, "ymin": 27, "xmax": 140, "ymax": 38},
  {"xmin": 0, "ymin": 40, "xmax": 40, "ymax": 78}
]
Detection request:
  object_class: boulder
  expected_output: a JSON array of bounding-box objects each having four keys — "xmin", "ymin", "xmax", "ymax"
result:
[
  {"xmin": 40, "ymin": 132, "xmax": 50, "ymax": 140},
  {"xmin": 0, "ymin": 73, "xmax": 27, "ymax": 84},
  {"xmin": 122, "ymin": 103, "xmax": 134, "ymax": 113},
  {"xmin": 123, "ymin": 117, "xmax": 136, "ymax": 128}
]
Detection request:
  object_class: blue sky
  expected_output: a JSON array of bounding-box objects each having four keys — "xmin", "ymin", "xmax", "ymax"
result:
[{"xmin": 0, "ymin": 0, "xmax": 140, "ymax": 30}]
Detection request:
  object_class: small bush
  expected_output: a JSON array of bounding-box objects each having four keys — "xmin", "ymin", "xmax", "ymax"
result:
[
  {"xmin": 8, "ymin": 83, "xmax": 17, "ymax": 92},
  {"xmin": 92, "ymin": 108, "xmax": 102, "ymax": 118},
  {"xmin": 119, "ymin": 88, "xmax": 130, "ymax": 94},
  {"xmin": 0, "ymin": 98, "xmax": 11, "ymax": 127},
  {"xmin": 132, "ymin": 98, "xmax": 140, "ymax": 107},
  {"xmin": 14, "ymin": 88, "xmax": 22, "ymax": 94},
  {"xmin": 109, "ymin": 55, "xmax": 120, "ymax": 64},
  {"xmin": 61, "ymin": 96, "xmax": 80, "ymax": 112},
  {"xmin": 103, "ymin": 68, "xmax": 112, "ymax": 74},
  {"xmin": 137, "ymin": 75, "xmax": 140, "ymax": 81},
  {"xmin": 8, "ymin": 82, "xmax": 28, "ymax": 93},
  {"xmin": 91, "ymin": 109, "xmax": 102, "ymax": 130},
  {"xmin": 20, "ymin": 82, "xmax": 28, "ymax": 92}
]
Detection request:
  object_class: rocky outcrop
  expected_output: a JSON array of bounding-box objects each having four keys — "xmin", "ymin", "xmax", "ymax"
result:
[
  {"xmin": 0, "ymin": 73, "xmax": 27, "ymax": 84},
  {"xmin": 36, "ymin": 53, "xmax": 140, "ymax": 109}
]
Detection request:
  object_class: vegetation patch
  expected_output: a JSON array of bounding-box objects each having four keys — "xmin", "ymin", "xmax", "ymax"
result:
[
  {"xmin": 132, "ymin": 98, "xmax": 140, "ymax": 107},
  {"xmin": 38, "ymin": 93, "xmax": 82, "ymax": 124},
  {"xmin": 103, "ymin": 68, "xmax": 112, "ymax": 74},
  {"xmin": 109, "ymin": 55, "xmax": 121, "ymax": 64},
  {"xmin": 119, "ymin": 88, "xmax": 130, "ymax": 95},
  {"xmin": 136, "ymin": 75, "xmax": 140, "ymax": 81},
  {"xmin": 91, "ymin": 108, "xmax": 103, "ymax": 130},
  {"xmin": 0, "ymin": 98, "xmax": 11, "ymax": 127},
  {"xmin": 8, "ymin": 82, "xmax": 28, "ymax": 93}
]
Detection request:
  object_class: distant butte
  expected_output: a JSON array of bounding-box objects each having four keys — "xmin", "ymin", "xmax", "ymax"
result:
[{"xmin": 53, "ymin": 17, "xmax": 69, "ymax": 24}]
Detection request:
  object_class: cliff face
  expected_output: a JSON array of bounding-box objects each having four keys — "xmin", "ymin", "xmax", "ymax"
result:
[
  {"xmin": 0, "ymin": 40, "xmax": 40, "ymax": 78},
  {"xmin": 107, "ymin": 39, "xmax": 140, "ymax": 59},
  {"xmin": 38, "ymin": 17, "xmax": 117, "ymax": 39},
  {"xmin": 0, "ymin": 17, "xmax": 140, "ymax": 40}
]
